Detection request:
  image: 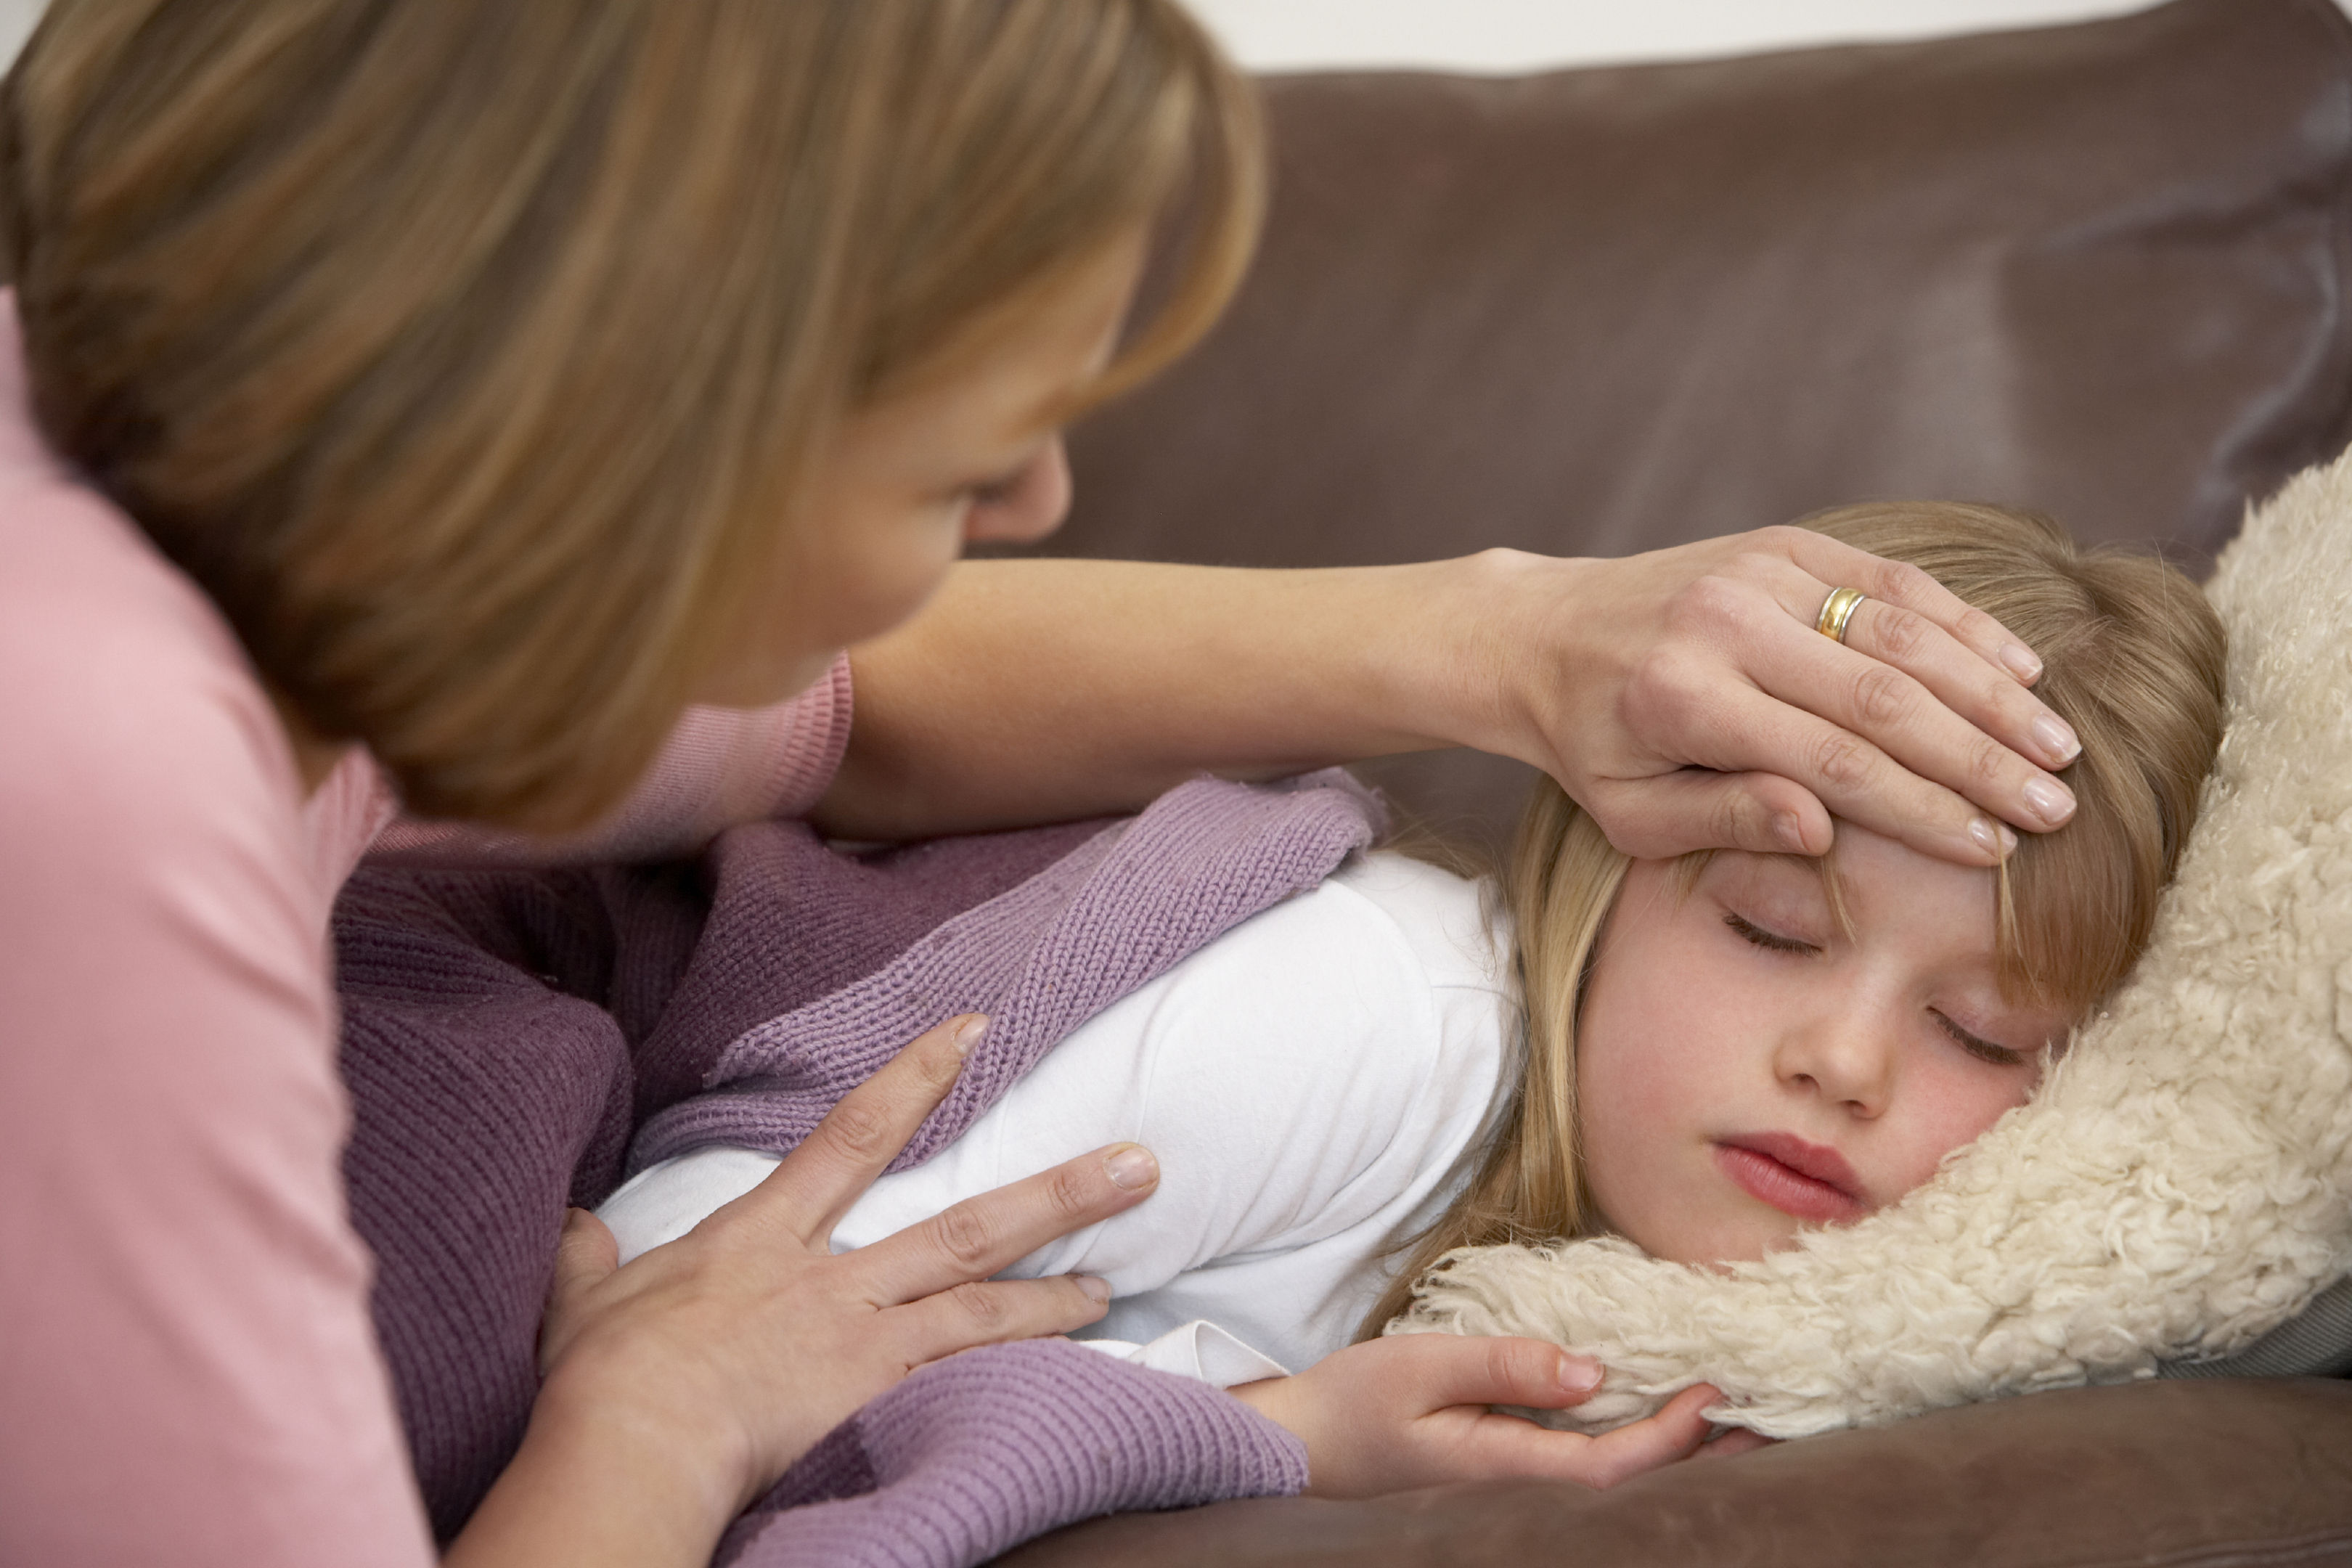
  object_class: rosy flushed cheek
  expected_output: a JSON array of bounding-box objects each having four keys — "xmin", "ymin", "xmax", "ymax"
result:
[
  {"xmin": 1577, "ymin": 1026, "xmax": 1718, "ymax": 1238},
  {"xmin": 1879, "ymin": 1065, "xmax": 2038, "ymax": 1196}
]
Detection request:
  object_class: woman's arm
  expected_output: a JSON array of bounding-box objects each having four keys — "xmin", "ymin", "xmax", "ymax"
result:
[{"xmin": 813, "ymin": 535, "xmax": 2081, "ymax": 865}]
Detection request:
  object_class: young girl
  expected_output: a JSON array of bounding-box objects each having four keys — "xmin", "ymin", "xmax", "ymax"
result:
[{"xmin": 600, "ymin": 499, "xmax": 2227, "ymax": 1486}]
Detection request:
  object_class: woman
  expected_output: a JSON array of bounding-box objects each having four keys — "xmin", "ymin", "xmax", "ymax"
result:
[{"xmin": 0, "ymin": 4, "xmax": 2084, "ymax": 1564}]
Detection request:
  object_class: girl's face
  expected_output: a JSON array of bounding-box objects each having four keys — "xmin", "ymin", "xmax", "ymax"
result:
[
  {"xmin": 700, "ymin": 232, "xmax": 1146, "ymax": 707},
  {"xmin": 1575, "ymin": 822, "xmax": 2074, "ymax": 1265}
]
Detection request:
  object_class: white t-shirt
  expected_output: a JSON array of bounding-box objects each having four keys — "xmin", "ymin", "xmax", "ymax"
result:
[{"xmin": 597, "ymin": 851, "xmax": 1516, "ymax": 1376}]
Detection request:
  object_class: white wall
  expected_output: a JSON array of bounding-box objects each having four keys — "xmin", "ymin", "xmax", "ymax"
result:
[
  {"xmin": 0, "ymin": 0, "xmax": 30, "ymax": 66},
  {"xmin": 1185, "ymin": 0, "xmax": 2341, "ymax": 73},
  {"xmin": 0, "ymin": 3, "xmax": 2341, "ymax": 79}
]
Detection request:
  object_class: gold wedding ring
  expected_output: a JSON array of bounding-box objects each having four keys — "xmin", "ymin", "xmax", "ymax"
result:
[{"xmin": 1816, "ymin": 587, "xmax": 1867, "ymax": 645}]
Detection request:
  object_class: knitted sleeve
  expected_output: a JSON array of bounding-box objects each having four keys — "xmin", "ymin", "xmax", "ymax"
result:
[{"xmin": 714, "ymin": 1339, "xmax": 1310, "ymax": 1568}]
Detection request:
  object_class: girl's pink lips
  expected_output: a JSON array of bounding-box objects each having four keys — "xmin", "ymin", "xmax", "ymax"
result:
[{"xmin": 1713, "ymin": 1133, "xmax": 1868, "ymax": 1224}]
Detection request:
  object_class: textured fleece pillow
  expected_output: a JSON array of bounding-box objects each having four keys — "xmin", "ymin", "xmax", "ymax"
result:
[{"xmin": 1389, "ymin": 452, "xmax": 2352, "ymax": 1437}]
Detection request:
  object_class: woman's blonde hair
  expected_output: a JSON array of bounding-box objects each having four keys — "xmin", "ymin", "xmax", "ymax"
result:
[
  {"xmin": 1362, "ymin": 500, "xmax": 2228, "ymax": 1336},
  {"xmin": 0, "ymin": 0, "xmax": 1262, "ymax": 827}
]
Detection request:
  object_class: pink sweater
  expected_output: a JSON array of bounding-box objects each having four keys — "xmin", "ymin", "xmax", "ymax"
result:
[{"xmin": 0, "ymin": 310, "xmax": 852, "ymax": 1567}]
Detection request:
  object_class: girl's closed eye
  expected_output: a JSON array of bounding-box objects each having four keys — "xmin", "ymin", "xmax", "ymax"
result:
[
  {"xmin": 1724, "ymin": 910, "xmax": 1817, "ymax": 955},
  {"xmin": 1930, "ymin": 1010, "xmax": 2030, "ymax": 1069}
]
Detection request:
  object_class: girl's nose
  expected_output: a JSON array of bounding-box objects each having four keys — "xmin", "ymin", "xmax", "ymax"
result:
[
  {"xmin": 962, "ymin": 437, "xmax": 1072, "ymax": 545},
  {"xmin": 1774, "ymin": 1013, "xmax": 1897, "ymax": 1117}
]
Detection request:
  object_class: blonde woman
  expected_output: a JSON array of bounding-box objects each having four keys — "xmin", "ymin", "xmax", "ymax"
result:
[{"xmin": 0, "ymin": 5, "xmax": 2086, "ymax": 1565}]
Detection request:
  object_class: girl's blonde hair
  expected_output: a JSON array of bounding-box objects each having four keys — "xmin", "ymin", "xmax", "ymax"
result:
[
  {"xmin": 1363, "ymin": 500, "xmax": 2227, "ymax": 1336},
  {"xmin": 0, "ymin": 0, "xmax": 1262, "ymax": 828}
]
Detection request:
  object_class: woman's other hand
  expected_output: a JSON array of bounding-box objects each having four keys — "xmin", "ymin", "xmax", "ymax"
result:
[
  {"xmin": 1229, "ymin": 1334, "xmax": 1770, "ymax": 1498},
  {"xmin": 455, "ymin": 1013, "xmax": 1157, "ymax": 1567},
  {"xmin": 1462, "ymin": 528, "xmax": 2079, "ymax": 865}
]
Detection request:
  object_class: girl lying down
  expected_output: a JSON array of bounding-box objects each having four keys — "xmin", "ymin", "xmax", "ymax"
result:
[{"xmin": 598, "ymin": 499, "xmax": 2225, "ymax": 1487}]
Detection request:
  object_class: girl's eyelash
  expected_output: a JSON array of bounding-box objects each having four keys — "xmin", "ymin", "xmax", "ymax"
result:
[
  {"xmin": 1724, "ymin": 909, "xmax": 2030, "ymax": 1066},
  {"xmin": 1932, "ymin": 1011, "xmax": 2027, "ymax": 1068},
  {"xmin": 1724, "ymin": 912, "xmax": 1816, "ymax": 955}
]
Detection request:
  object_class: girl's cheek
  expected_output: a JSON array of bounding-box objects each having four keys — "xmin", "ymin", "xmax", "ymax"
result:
[{"xmin": 1908, "ymin": 1059, "xmax": 2038, "ymax": 1179}]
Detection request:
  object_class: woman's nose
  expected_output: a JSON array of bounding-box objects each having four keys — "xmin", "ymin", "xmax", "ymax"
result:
[
  {"xmin": 963, "ymin": 438, "xmax": 1072, "ymax": 545},
  {"xmin": 1775, "ymin": 1014, "xmax": 1896, "ymax": 1116}
]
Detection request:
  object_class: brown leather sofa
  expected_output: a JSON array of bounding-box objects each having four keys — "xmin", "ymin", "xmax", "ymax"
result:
[{"xmin": 996, "ymin": 0, "xmax": 2352, "ymax": 1561}]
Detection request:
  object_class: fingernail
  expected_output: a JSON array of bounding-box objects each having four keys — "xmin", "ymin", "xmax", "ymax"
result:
[
  {"xmin": 1560, "ymin": 1355, "xmax": 1604, "ymax": 1395},
  {"xmin": 2022, "ymin": 777, "xmax": 2075, "ymax": 828},
  {"xmin": 1103, "ymin": 1144, "xmax": 1158, "ymax": 1190},
  {"xmin": 952, "ymin": 1015, "xmax": 989, "ymax": 1058},
  {"xmin": 1967, "ymin": 816, "xmax": 2017, "ymax": 861},
  {"xmin": 2030, "ymin": 712, "xmax": 2081, "ymax": 765},
  {"xmin": 1773, "ymin": 812, "xmax": 1808, "ymax": 854},
  {"xmin": 2001, "ymin": 642, "xmax": 2043, "ymax": 682},
  {"xmin": 1074, "ymin": 1275, "xmax": 1111, "ymax": 1304}
]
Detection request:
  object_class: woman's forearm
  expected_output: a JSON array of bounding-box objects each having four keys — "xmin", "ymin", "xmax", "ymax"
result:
[{"xmin": 809, "ymin": 555, "xmax": 1504, "ymax": 840}]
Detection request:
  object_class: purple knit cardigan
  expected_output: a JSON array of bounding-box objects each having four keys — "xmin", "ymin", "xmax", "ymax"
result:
[{"xmin": 333, "ymin": 773, "xmax": 1376, "ymax": 1564}]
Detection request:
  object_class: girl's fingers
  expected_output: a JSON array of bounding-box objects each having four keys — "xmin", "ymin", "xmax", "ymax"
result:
[
  {"xmin": 854, "ymin": 1141, "xmax": 1159, "ymax": 1307},
  {"xmin": 732, "ymin": 1013, "xmax": 986, "ymax": 1244},
  {"xmin": 886, "ymin": 1273, "xmax": 1116, "ymax": 1366},
  {"xmin": 1438, "ymin": 1378, "xmax": 1714, "ymax": 1491},
  {"xmin": 1381, "ymin": 1334, "xmax": 1606, "ymax": 1412},
  {"xmin": 1567, "ymin": 1384, "xmax": 1725, "ymax": 1490},
  {"xmin": 1693, "ymin": 1426, "xmax": 1776, "ymax": 1461}
]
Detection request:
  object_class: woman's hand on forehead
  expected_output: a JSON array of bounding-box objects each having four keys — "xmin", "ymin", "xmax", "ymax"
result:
[{"xmin": 1461, "ymin": 528, "xmax": 2081, "ymax": 867}]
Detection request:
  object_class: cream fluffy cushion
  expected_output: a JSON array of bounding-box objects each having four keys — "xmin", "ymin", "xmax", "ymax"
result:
[{"xmin": 1389, "ymin": 452, "xmax": 2352, "ymax": 1437}]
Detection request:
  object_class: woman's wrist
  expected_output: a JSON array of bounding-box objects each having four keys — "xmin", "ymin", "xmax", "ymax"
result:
[
  {"xmin": 1356, "ymin": 547, "xmax": 1598, "ymax": 768},
  {"xmin": 446, "ymin": 1370, "xmax": 750, "ymax": 1568}
]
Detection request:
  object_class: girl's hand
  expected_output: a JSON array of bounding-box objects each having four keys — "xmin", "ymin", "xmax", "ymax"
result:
[
  {"xmin": 1461, "ymin": 530, "xmax": 2079, "ymax": 865},
  {"xmin": 1230, "ymin": 1335, "xmax": 1770, "ymax": 1498},
  {"xmin": 493, "ymin": 1013, "xmax": 1159, "ymax": 1556}
]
